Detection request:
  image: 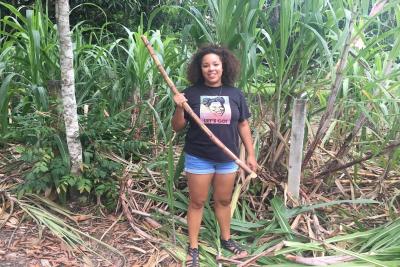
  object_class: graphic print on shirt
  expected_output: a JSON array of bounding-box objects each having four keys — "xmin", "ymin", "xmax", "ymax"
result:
[{"xmin": 200, "ymin": 96, "xmax": 231, "ymax": 124}]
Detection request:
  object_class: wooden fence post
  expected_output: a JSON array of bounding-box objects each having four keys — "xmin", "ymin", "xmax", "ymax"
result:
[{"xmin": 288, "ymin": 99, "xmax": 307, "ymax": 199}]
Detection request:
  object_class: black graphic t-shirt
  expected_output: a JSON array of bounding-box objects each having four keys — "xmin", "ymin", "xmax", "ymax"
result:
[{"xmin": 182, "ymin": 84, "xmax": 251, "ymax": 162}]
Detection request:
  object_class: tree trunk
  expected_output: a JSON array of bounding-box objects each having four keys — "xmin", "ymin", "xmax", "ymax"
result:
[{"xmin": 56, "ymin": 0, "xmax": 83, "ymax": 176}]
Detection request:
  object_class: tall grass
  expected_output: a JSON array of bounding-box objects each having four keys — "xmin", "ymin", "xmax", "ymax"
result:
[
  {"xmin": 1, "ymin": 0, "xmax": 399, "ymax": 266},
  {"xmin": 0, "ymin": 0, "xmax": 58, "ymax": 130}
]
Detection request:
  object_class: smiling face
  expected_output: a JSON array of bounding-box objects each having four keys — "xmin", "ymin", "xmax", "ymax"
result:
[
  {"xmin": 201, "ymin": 53, "xmax": 223, "ymax": 87},
  {"xmin": 208, "ymin": 101, "xmax": 225, "ymax": 116}
]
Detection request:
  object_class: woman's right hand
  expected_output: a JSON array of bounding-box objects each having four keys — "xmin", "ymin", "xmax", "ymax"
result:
[
  {"xmin": 172, "ymin": 93, "xmax": 188, "ymax": 132},
  {"xmin": 173, "ymin": 93, "xmax": 187, "ymax": 108}
]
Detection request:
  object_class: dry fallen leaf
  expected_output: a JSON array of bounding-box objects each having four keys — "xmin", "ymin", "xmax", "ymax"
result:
[
  {"xmin": 72, "ymin": 214, "xmax": 92, "ymax": 222},
  {"xmin": 40, "ymin": 259, "xmax": 52, "ymax": 267}
]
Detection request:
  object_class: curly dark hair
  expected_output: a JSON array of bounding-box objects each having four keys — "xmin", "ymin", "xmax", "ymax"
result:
[
  {"xmin": 202, "ymin": 96, "xmax": 225, "ymax": 107},
  {"xmin": 187, "ymin": 44, "xmax": 240, "ymax": 86}
]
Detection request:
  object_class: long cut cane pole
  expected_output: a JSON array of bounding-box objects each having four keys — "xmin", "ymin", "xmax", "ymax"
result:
[{"xmin": 141, "ymin": 35, "xmax": 257, "ymax": 178}]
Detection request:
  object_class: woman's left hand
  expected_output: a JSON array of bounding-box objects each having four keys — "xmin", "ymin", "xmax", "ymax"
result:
[{"xmin": 246, "ymin": 154, "xmax": 258, "ymax": 172}]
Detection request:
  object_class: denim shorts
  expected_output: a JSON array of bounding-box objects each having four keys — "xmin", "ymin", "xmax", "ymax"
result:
[{"xmin": 184, "ymin": 153, "xmax": 238, "ymax": 174}]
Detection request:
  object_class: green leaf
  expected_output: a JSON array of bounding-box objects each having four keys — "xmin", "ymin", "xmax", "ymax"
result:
[{"xmin": 271, "ymin": 197, "xmax": 294, "ymax": 240}]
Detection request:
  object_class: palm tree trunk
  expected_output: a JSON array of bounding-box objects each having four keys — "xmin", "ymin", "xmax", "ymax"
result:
[{"xmin": 56, "ymin": 0, "xmax": 83, "ymax": 175}]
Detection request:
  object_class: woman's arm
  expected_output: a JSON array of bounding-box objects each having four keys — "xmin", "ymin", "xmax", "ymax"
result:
[
  {"xmin": 171, "ymin": 93, "xmax": 188, "ymax": 132},
  {"xmin": 238, "ymin": 119, "xmax": 257, "ymax": 171}
]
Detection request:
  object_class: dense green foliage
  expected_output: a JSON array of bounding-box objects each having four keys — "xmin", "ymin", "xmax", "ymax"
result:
[
  {"xmin": 1, "ymin": 0, "xmax": 399, "ymax": 205},
  {"xmin": 0, "ymin": 0, "xmax": 187, "ymax": 31},
  {"xmin": 1, "ymin": 1, "xmax": 400, "ymax": 265}
]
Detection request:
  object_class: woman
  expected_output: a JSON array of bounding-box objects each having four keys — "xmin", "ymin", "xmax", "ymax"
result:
[{"xmin": 172, "ymin": 44, "xmax": 257, "ymax": 266}]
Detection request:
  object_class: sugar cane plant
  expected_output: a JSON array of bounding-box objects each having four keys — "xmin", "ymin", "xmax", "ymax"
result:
[{"xmin": 0, "ymin": 0, "xmax": 399, "ymax": 266}]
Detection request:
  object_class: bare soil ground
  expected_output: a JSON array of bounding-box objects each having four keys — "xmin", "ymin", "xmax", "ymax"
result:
[{"xmin": 0, "ymin": 211, "xmax": 178, "ymax": 267}]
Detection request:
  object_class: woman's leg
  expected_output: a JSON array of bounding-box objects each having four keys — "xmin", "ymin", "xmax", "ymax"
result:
[
  {"xmin": 212, "ymin": 172, "xmax": 236, "ymax": 241},
  {"xmin": 213, "ymin": 172, "xmax": 248, "ymax": 257},
  {"xmin": 187, "ymin": 172, "xmax": 214, "ymax": 249}
]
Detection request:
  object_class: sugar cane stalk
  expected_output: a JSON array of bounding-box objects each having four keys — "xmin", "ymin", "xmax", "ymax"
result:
[{"xmin": 141, "ymin": 35, "xmax": 256, "ymax": 178}]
